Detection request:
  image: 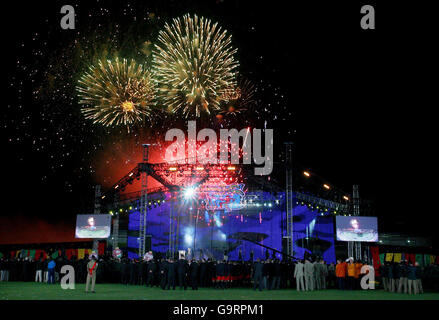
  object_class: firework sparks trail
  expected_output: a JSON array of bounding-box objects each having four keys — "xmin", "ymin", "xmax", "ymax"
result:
[
  {"xmin": 77, "ymin": 57, "xmax": 155, "ymax": 128},
  {"xmin": 153, "ymin": 14, "xmax": 239, "ymax": 118}
]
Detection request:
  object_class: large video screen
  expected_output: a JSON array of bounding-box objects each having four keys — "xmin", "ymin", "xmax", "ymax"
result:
[
  {"xmin": 75, "ymin": 214, "xmax": 112, "ymax": 239},
  {"xmin": 336, "ymin": 216, "xmax": 378, "ymax": 242}
]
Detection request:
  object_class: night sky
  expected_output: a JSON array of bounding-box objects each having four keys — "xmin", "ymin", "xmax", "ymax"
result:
[{"xmin": 1, "ymin": 1, "xmax": 437, "ymax": 246}]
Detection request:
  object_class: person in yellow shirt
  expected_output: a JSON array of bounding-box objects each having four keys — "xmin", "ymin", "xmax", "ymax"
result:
[{"xmin": 347, "ymin": 258, "xmax": 356, "ymax": 290}]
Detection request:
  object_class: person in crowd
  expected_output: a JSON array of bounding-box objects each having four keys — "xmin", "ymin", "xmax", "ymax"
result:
[
  {"xmin": 120, "ymin": 258, "xmax": 129, "ymax": 285},
  {"xmin": 354, "ymin": 260, "xmax": 363, "ymax": 290},
  {"xmin": 262, "ymin": 259, "xmax": 271, "ymax": 290},
  {"xmin": 189, "ymin": 259, "xmax": 199, "ymax": 290},
  {"xmin": 199, "ymin": 259, "xmax": 207, "ymax": 287},
  {"xmin": 328, "ymin": 262, "xmax": 336, "ymax": 288},
  {"xmin": 271, "ymin": 259, "xmax": 281, "ymax": 290},
  {"xmin": 294, "ymin": 259, "xmax": 305, "ymax": 291},
  {"xmin": 393, "ymin": 261, "xmax": 400, "ymax": 291},
  {"xmin": 347, "ymin": 258, "xmax": 356, "ymax": 290},
  {"xmin": 166, "ymin": 258, "xmax": 176, "ymax": 290},
  {"xmin": 335, "ymin": 259, "xmax": 346, "ymax": 290},
  {"xmin": 47, "ymin": 258, "xmax": 56, "ymax": 284},
  {"xmin": 314, "ymin": 259, "xmax": 322, "ymax": 290},
  {"xmin": 252, "ymin": 259, "xmax": 264, "ymax": 291},
  {"xmin": 209, "ymin": 259, "xmax": 216, "ymax": 288},
  {"xmin": 0, "ymin": 258, "xmax": 9, "ymax": 281},
  {"xmin": 35, "ymin": 257, "xmax": 43, "ymax": 282},
  {"xmin": 224, "ymin": 260, "xmax": 231, "ymax": 288},
  {"xmin": 397, "ymin": 260, "xmax": 408, "ymax": 294},
  {"xmin": 388, "ymin": 262, "xmax": 395, "ymax": 292},
  {"xmin": 379, "ymin": 262, "xmax": 388, "ymax": 291},
  {"xmin": 146, "ymin": 259, "xmax": 156, "ymax": 287},
  {"xmin": 177, "ymin": 257, "xmax": 189, "ymax": 290},
  {"xmin": 216, "ymin": 260, "xmax": 225, "ymax": 289},
  {"xmin": 321, "ymin": 260, "xmax": 328, "ymax": 289},
  {"xmin": 85, "ymin": 255, "xmax": 98, "ymax": 293},
  {"xmin": 128, "ymin": 259, "xmax": 136, "ymax": 285},
  {"xmin": 159, "ymin": 258, "xmax": 168, "ymax": 289},
  {"xmin": 304, "ymin": 258, "xmax": 315, "ymax": 291},
  {"xmin": 407, "ymin": 261, "xmax": 418, "ymax": 294},
  {"xmin": 415, "ymin": 262, "xmax": 424, "ymax": 294}
]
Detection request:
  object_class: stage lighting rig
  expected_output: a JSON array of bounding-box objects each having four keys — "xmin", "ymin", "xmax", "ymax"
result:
[{"xmin": 183, "ymin": 186, "xmax": 197, "ymax": 199}]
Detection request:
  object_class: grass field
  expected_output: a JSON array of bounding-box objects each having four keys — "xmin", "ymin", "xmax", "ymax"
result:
[{"xmin": 1, "ymin": 282, "xmax": 439, "ymax": 300}]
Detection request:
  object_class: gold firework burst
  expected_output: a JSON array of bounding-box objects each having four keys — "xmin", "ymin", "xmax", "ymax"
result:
[
  {"xmin": 77, "ymin": 57, "xmax": 155, "ymax": 127},
  {"xmin": 153, "ymin": 14, "xmax": 239, "ymax": 118}
]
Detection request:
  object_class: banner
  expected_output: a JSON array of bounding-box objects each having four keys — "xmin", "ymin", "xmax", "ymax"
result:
[
  {"xmin": 407, "ymin": 253, "xmax": 416, "ymax": 265},
  {"xmin": 415, "ymin": 254, "xmax": 423, "ymax": 266},
  {"xmin": 78, "ymin": 248, "xmax": 85, "ymax": 259},
  {"xmin": 393, "ymin": 253, "xmax": 402, "ymax": 263},
  {"xmin": 370, "ymin": 246, "xmax": 381, "ymax": 276},
  {"xmin": 35, "ymin": 250, "xmax": 42, "ymax": 260},
  {"xmin": 29, "ymin": 250, "xmax": 36, "ymax": 259},
  {"xmin": 424, "ymin": 254, "xmax": 430, "ymax": 266},
  {"xmin": 379, "ymin": 253, "xmax": 385, "ymax": 265},
  {"xmin": 430, "ymin": 255, "xmax": 436, "ymax": 264},
  {"xmin": 51, "ymin": 250, "xmax": 59, "ymax": 259},
  {"xmin": 98, "ymin": 242, "xmax": 105, "ymax": 255},
  {"xmin": 385, "ymin": 253, "xmax": 394, "ymax": 262},
  {"xmin": 0, "ymin": 252, "xmax": 3, "ymax": 258}
]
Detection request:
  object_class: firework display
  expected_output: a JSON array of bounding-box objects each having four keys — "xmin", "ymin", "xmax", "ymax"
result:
[
  {"xmin": 153, "ymin": 14, "xmax": 239, "ymax": 118},
  {"xmin": 77, "ymin": 57, "xmax": 155, "ymax": 127},
  {"xmin": 219, "ymin": 78, "xmax": 257, "ymax": 116}
]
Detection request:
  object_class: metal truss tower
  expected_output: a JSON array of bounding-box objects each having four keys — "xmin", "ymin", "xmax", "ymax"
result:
[
  {"xmin": 112, "ymin": 193, "xmax": 119, "ymax": 249},
  {"xmin": 348, "ymin": 185, "xmax": 361, "ymax": 260},
  {"xmin": 138, "ymin": 144, "xmax": 150, "ymax": 258},
  {"xmin": 93, "ymin": 185, "xmax": 101, "ymax": 253},
  {"xmin": 353, "ymin": 185, "xmax": 362, "ymax": 260},
  {"xmin": 285, "ymin": 142, "xmax": 294, "ymax": 257}
]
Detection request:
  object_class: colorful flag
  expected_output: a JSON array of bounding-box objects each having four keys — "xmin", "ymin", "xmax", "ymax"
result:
[
  {"xmin": 424, "ymin": 254, "xmax": 431, "ymax": 266},
  {"xmin": 51, "ymin": 250, "xmax": 59, "ymax": 259},
  {"xmin": 78, "ymin": 249, "xmax": 85, "ymax": 259},
  {"xmin": 394, "ymin": 253, "xmax": 402, "ymax": 263},
  {"xmin": 415, "ymin": 254, "xmax": 423, "ymax": 266},
  {"xmin": 385, "ymin": 253, "xmax": 394, "ymax": 262},
  {"xmin": 98, "ymin": 242, "xmax": 105, "ymax": 255}
]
